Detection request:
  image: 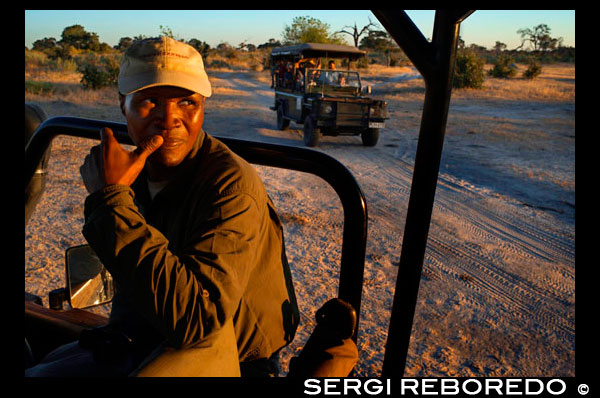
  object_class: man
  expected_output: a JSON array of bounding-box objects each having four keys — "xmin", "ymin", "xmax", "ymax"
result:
[
  {"xmin": 26, "ymin": 37, "xmax": 299, "ymax": 377},
  {"xmin": 324, "ymin": 61, "xmax": 340, "ymax": 85}
]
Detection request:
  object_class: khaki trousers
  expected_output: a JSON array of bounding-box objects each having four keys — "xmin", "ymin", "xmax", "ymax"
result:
[{"xmin": 132, "ymin": 318, "xmax": 241, "ymax": 377}]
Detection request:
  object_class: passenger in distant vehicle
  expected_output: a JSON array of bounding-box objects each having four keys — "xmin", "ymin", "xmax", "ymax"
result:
[
  {"xmin": 284, "ymin": 62, "xmax": 294, "ymax": 88},
  {"xmin": 277, "ymin": 60, "xmax": 287, "ymax": 87},
  {"xmin": 295, "ymin": 68, "xmax": 305, "ymax": 91},
  {"xmin": 25, "ymin": 36, "xmax": 299, "ymax": 378},
  {"xmin": 308, "ymin": 59, "xmax": 322, "ymax": 85},
  {"xmin": 271, "ymin": 60, "xmax": 281, "ymax": 88},
  {"xmin": 324, "ymin": 61, "xmax": 339, "ymax": 85}
]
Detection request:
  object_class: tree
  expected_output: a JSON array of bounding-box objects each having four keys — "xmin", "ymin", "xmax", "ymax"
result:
[
  {"xmin": 359, "ymin": 30, "xmax": 392, "ymax": 51},
  {"xmin": 468, "ymin": 43, "xmax": 487, "ymax": 54},
  {"xmin": 282, "ymin": 16, "xmax": 345, "ymax": 45},
  {"xmin": 115, "ymin": 37, "xmax": 133, "ymax": 51},
  {"xmin": 335, "ymin": 17, "xmax": 379, "ymax": 47},
  {"xmin": 32, "ymin": 37, "xmax": 58, "ymax": 52},
  {"xmin": 61, "ymin": 24, "xmax": 101, "ymax": 51},
  {"xmin": 257, "ymin": 38, "xmax": 281, "ymax": 49},
  {"xmin": 516, "ymin": 24, "xmax": 562, "ymax": 51},
  {"xmin": 216, "ymin": 42, "xmax": 233, "ymax": 51},
  {"xmin": 187, "ymin": 39, "xmax": 210, "ymax": 59},
  {"xmin": 359, "ymin": 30, "xmax": 400, "ymax": 66},
  {"xmin": 493, "ymin": 41, "xmax": 507, "ymax": 53},
  {"xmin": 159, "ymin": 25, "xmax": 179, "ymax": 40}
]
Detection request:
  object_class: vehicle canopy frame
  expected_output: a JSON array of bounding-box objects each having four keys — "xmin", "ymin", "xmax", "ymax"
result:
[{"xmin": 270, "ymin": 42, "xmax": 367, "ymax": 63}]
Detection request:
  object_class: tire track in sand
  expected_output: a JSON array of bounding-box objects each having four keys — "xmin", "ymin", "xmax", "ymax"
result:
[
  {"xmin": 425, "ymin": 173, "xmax": 575, "ymax": 344},
  {"xmin": 207, "ymin": 71, "xmax": 575, "ymax": 374}
]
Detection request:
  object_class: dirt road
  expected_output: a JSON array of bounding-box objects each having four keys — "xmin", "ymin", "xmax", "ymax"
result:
[
  {"xmin": 25, "ymin": 68, "xmax": 575, "ymax": 376},
  {"xmin": 204, "ymin": 70, "xmax": 575, "ymax": 376}
]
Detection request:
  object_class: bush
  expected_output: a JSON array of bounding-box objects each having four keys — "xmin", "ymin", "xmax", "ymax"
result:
[
  {"xmin": 47, "ymin": 57, "xmax": 78, "ymax": 73},
  {"xmin": 488, "ymin": 54, "xmax": 517, "ymax": 78},
  {"xmin": 25, "ymin": 49, "xmax": 49, "ymax": 68},
  {"xmin": 453, "ymin": 50, "xmax": 485, "ymax": 89},
  {"xmin": 523, "ymin": 60, "xmax": 543, "ymax": 79},
  {"xmin": 78, "ymin": 55, "xmax": 119, "ymax": 89},
  {"xmin": 356, "ymin": 56, "xmax": 369, "ymax": 69},
  {"xmin": 25, "ymin": 80, "xmax": 55, "ymax": 95},
  {"xmin": 208, "ymin": 59, "xmax": 231, "ymax": 69}
]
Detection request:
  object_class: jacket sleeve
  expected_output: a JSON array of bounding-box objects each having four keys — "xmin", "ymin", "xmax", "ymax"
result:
[{"xmin": 82, "ymin": 184, "xmax": 261, "ymax": 349}]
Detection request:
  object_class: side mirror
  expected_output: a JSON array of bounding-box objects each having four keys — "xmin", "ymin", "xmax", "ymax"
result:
[
  {"xmin": 65, "ymin": 245, "xmax": 114, "ymax": 309},
  {"xmin": 361, "ymin": 85, "xmax": 371, "ymax": 96}
]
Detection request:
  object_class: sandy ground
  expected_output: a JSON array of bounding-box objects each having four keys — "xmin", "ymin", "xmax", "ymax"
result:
[{"xmin": 25, "ymin": 64, "xmax": 574, "ymax": 377}]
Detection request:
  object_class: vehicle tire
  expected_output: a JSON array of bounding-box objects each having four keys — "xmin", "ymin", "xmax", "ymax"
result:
[
  {"xmin": 361, "ymin": 128, "xmax": 379, "ymax": 147},
  {"xmin": 303, "ymin": 116, "xmax": 320, "ymax": 147},
  {"xmin": 277, "ymin": 105, "xmax": 290, "ymax": 130}
]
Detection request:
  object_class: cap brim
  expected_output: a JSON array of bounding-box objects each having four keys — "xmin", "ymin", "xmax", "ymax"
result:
[{"xmin": 118, "ymin": 70, "xmax": 212, "ymax": 97}]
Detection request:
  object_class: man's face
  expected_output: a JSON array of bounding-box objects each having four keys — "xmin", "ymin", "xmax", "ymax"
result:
[{"xmin": 121, "ymin": 86, "xmax": 205, "ymax": 170}]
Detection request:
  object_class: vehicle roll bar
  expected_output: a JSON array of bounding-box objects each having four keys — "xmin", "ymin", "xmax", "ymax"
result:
[
  {"xmin": 24, "ymin": 116, "xmax": 368, "ymax": 342},
  {"xmin": 372, "ymin": 10, "xmax": 474, "ymax": 376}
]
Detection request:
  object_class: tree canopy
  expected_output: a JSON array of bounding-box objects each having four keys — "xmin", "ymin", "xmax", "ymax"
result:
[
  {"xmin": 282, "ymin": 16, "xmax": 345, "ymax": 45},
  {"xmin": 517, "ymin": 24, "xmax": 563, "ymax": 51}
]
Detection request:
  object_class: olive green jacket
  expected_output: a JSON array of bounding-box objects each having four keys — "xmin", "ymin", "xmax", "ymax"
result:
[{"xmin": 82, "ymin": 132, "xmax": 299, "ymax": 363}]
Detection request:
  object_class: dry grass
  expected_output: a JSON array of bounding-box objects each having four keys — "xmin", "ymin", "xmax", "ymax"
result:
[
  {"xmin": 25, "ymin": 59, "xmax": 573, "ymax": 121},
  {"xmin": 363, "ymin": 63, "xmax": 574, "ymax": 104},
  {"xmin": 453, "ymin": 63, "xmax": 574, "ymax": 103},
  {"xmin": 361, "ymin": 64, "xmax": 417, "ymax": 78}
]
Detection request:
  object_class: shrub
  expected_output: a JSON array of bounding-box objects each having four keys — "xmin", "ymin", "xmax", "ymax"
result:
[
  {"xmin": 488, "ymin": 54, "xmax": 517, "ymax": 78},
  {"xmin": 47, "ymin": 57, "xmax": 78, "ymax": 73},
  {"xmin": 25, "ymin": 49, "xmax": 49, "ymax": 68},
  {"xmin": 356, "ymin": 56, "xmax": 369, "ymax": 69},
  {"xmin": 25, "ymin": 81, "xmax": 54, "ymax": 95},
  {"xmin": 453, "ymin": 50, "xmax": 485, "ymax": 89},
  {"xmin": 78, "ymin": 55, "xmax": 119, "ymax": 89},
  {"xmin": 523, "ymin": 60, "xmax": 543, "ymax": 79},
  {"xmin": 208, "ymin": 59, "xmax": 231, "ymax": 69}
]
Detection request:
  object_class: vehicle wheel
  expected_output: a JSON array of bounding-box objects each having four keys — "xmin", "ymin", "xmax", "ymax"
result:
[
  {"xmin": 277, "ymin": 105, "xmax": 290, "ymax": 130},
  {"xmin": 361, "ymin": 128, "xmax": 379, "ymax": 146},
  {"xmin": 303, "ymin": 116, "xmax": 320, "ymax": 147}
]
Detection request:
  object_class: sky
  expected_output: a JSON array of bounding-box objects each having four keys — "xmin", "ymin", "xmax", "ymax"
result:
[{"xmin": 24, "ymin": 10, "xmax": 575, "ymax": 51}]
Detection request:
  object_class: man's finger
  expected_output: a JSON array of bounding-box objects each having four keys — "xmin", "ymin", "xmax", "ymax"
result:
[
  {"xmin": 100, "ymin": 128, "xmax": 119, "ymax": 157},
  {"xmin": 100, "ymin": 127, "xmax": 117, "ymax": 145},
  {"xmin": 135, "ymin": 135, "xmax": 164, "ymax": 159}
]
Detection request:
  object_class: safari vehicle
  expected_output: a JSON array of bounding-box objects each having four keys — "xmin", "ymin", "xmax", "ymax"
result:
[
  {"xmin": 26, "ymin": 10, "xmax": 515, "ymax": 379},
  {"xmin": 270, "ymin": 43, "xmax": 387, "ymax": 147}
]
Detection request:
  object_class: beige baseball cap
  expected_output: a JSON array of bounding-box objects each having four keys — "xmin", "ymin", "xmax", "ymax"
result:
[{"xmin": 118, "ymin": 36, "xmax": 212, "ymax": 97}]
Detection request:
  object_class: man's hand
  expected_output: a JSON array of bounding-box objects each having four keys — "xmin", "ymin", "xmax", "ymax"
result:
[{"xmin": 80, "ymin": 128, "xmax": 164, "ymax": 194}]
